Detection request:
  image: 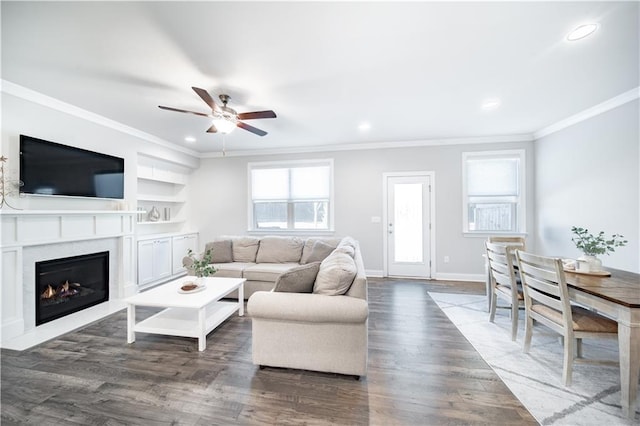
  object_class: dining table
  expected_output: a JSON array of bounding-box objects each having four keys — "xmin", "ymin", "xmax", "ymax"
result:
[{"xmin": 563, "ymin": 267, "xmax": 640, "ymax": 419}]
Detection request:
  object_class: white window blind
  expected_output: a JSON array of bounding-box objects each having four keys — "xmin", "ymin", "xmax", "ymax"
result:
[
  {"xmin": 462, "ymin": 150, "xmax": 525, "ymax": 234},
  {"xmin": 249, "ymin": 160, "xmax": 333, "ymax": 231}
]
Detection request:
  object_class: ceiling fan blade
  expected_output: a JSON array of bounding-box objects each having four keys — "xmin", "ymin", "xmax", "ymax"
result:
[
  {"xmin": 206, "ymin": 124, "xmax": 218, "ymax": 133},
  {"xmin": 237, "ymin": 110, "xmax": 277, "ymax": 120},
  {"xmin": 192, "ymin": 87, "xmax": 220, "ymax": 112},
  {"xmin": 158, "ymin": 105, "xmax": 211, "ymax": 118},
  {"xmin": 237, "ymin": 121, "xmax": 267, "ymax": 136}
]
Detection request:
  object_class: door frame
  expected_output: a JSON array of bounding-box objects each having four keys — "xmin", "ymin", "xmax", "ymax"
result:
[{"xmin": 382, "ymin": 171, "xmax": 436, "ymax": 278}]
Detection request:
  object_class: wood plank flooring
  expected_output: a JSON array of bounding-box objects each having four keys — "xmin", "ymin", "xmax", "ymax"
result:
[{"xmin": 1, "ymin": 278, "xmax": 538, "ymax": 425}]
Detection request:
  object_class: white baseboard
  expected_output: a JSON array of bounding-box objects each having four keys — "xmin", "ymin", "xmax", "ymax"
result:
[
  {"xmin": 367, "ymin": 270, "xmax": 484, "ymax": 282},
  {"xmin": 433, "ymin": 272, "xmax": 485, "ymax": 282},
  {"xmin": 365, "ymin": 269, "xmax": 384, "ymax": 277}
]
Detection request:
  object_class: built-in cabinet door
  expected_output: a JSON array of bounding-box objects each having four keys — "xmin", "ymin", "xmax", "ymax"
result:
[
  {"xmin": 137, "ymin": 237, "xmax": 172, "ymax": 286},
  {"xmin": 172, "ymin": 234, "xmax": 198, "ymax": 275},
  {"xmin": 154, "ymin": 238, "xmax": 172, "ymax": 280},
  {"xmin": 137, "ymin": 240, "xmax": 156, "ymax": 286}
]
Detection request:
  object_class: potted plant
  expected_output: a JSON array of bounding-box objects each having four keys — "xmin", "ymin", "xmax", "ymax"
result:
[
  {"xmin": 571, "ymin": 226, "xmax": 627, "ymax": 272},
  {"xmin": 183, "ymin": 248, "xmax": 217, "ymax": 281}
]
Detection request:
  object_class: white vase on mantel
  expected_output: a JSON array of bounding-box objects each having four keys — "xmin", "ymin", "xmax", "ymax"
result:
[{"xmin": 576, "ymin": 254, "xmax": 602, "ymax": 273}]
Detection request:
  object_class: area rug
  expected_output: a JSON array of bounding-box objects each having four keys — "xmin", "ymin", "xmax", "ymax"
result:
[{"xmin": 428, "ymin": 292, "xmax": 639, "ymax": 426}]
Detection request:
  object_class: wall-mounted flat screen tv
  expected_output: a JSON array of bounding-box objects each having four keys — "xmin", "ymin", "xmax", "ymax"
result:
[{"xmin": 19, "ymin": 135, "xmax": 125, "ymax": 199}]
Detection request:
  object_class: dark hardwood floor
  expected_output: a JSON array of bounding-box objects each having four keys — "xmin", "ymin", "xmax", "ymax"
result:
[{"xmin": 1, "ymin": 278, "xmax": 537, "ymax": 425}]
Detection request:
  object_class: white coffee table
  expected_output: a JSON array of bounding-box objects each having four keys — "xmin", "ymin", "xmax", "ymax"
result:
[{"xmin": 126, "ymin": 276, "xmax": 245, "ymax": 351}]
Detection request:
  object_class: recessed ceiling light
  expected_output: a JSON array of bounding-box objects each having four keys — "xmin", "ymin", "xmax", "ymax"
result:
[
  {"xmin": 185, "ymin": 136, "xmax": 196, "ymax": 143},
  {"xmin": 358, "ymin": 122, "xmax": 371, "ymax": 132},
  {"xmin": 481, "ymin": 98, "xmax": 501, "ymax": 110},
  {"xmin": 566, "ymin": 23, "xmax": 599, "ymax": 41}
]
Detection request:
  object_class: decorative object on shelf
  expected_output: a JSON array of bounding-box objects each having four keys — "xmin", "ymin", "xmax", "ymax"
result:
[
  {"xmin": 148, "ymin": 205, "xmax": 160, "ymax": 222},
  {"xmin": 0, "ymin": 155, "xmax": 23, "ymax": 210},
  {"xmin": 571, "ymin": 226, "xmax": 627, "ymax": 272},
  {"xmin": 137, "ymin": 208, "xmax": 146, "ymax": 223},
  {"xmin": 163, "ymin": 207, "xmax": 171, "ymax": 221},
  {"xmin": 183, "ymin": 248, "xmax": 217, "ymax": 278}
]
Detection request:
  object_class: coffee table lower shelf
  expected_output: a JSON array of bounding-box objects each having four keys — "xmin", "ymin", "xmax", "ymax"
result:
[{"xmin": 129, "ymin": 301, "xmax": 239, "ymax": 351}]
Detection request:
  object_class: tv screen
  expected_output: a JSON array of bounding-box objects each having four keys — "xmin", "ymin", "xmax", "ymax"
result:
[{"xmin": 19, "ymin": 135, "xmax": 125, "ymax": 199}]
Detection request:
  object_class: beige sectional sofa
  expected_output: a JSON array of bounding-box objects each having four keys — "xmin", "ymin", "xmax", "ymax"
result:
[
  {"xmin": 187, "ymin": 235, "xmax": 369, "ymax": 377},
  {"xmin": 189, "ymin": 235, "xmax": 342, "ymax": 299}
]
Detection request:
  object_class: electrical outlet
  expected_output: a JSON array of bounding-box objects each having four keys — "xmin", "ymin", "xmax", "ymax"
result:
[{"xmin": 444, "ymin": 256, "xmax": 450, "ymax": 263}]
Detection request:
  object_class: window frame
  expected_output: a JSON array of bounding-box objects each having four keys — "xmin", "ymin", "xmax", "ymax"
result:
[
  {"xmin": 247, "ymin": 159, "xmax": 335, "ymax": 234},
  {"xmin": 462, "ymin": 149, "xmax": 526, "ymax": 235}
]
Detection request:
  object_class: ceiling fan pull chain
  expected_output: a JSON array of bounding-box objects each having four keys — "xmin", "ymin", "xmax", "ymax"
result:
[{"xmin": 222, "ymin": 134, "xmax": 226, "ymax": 157}]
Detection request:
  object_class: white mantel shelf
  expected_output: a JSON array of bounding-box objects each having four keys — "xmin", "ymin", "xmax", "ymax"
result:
[
  {"xmin": 1, "ymin": 210, "xmax": 136, "ymax": 248},
  {"xmin": 0, "ymin": 210, "xmax": 140, "ymax": 215}
]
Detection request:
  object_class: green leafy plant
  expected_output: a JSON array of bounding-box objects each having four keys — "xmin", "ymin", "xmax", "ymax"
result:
[
  {"xmin": 184, "ymin": 248, "xmax": 217, "ymax": 277},
  {"xmin": 571, "ymin": 226, "xmax": 627, "ymax": 256}
]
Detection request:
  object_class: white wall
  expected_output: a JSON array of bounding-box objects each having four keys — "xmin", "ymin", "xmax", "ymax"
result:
[
  {"xmin": 534, "ymin": 100, "xmax": 639, "ymax": 272},
  {"xmin": 188, "ymin": 140, "xmax": 535, "ymax": 279},
  {"xmin": 1, "ymin": 92, "xmax": 199, "ymax": 211}
]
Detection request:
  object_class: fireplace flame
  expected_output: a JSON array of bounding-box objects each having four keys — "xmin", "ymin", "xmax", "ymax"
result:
[
  {"xmin": 41, "ymin": 284, "xmax": 56, "ymax": 299},
  {"xmin": 40, "ymin": 281, "xmax": 81, "ymax": 300}
]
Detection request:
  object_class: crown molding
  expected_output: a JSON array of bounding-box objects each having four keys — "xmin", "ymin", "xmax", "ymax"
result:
[
  {"xmin": 1, "ymin": 80, "xmax": 200, "ymax": 158},
  {"xmin": 7, "ymin": 78, "xmax": 634, "ymax": 159},
  {"xmin": 534, "ymin": 87, "xmax": 640, "ymax": 139},
  {"xmin": 200, "ymin": 134, "xmax": 535, "ymax": 158}
]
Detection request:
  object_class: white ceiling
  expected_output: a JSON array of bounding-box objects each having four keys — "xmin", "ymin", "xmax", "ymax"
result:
[{"xmin": 2, "ymin": 1, "xmax": 638, "ymax": 155}]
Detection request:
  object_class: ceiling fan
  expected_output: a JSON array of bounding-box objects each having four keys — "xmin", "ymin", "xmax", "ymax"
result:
[{"xmin": 158, "ymin": 87, "xmax": 276, "ymax": 136}]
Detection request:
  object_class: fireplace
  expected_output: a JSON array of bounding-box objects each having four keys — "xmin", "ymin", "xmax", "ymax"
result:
[{"xmin": 35, "ymin": 251, "xmax": 109, "ymax": 326}]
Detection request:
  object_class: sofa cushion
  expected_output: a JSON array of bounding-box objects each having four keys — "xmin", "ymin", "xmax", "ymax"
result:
[
  {"xmin": 204, "ymin": 239, "xmax": 233, "ymax": 264},
  {"xmin": 273, "ymin": 262, "xmax": 320, "ymax": 293},
  {"xmin": 232, "ymin": 237, "xmax": 260, "ymax": 263},
  {"xmin": 256, "ymin": 236, "xmax": 304, "ymax": 263},
  {"xmin": 213, "ymin": 262, "xmax": 255, "ymax": 279},
  {"xmin": 243, "ymin": 263, "xmax": 301, "ymax": 282},
  {"xmin": 313, "ymin": 251, "xmax": 357, "ymax": 296},
  {"xmin": 303, "ymin": 240, "xmax": 335, "ymax": 264},
  {"xmin": 300, "ymin": 238, "xmax": 341, "ymax": 264}
]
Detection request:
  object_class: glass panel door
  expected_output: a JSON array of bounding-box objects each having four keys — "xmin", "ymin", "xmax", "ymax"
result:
[{"xmin": 387, "ymin": 174, "xmax": 431, "ymax": 277}]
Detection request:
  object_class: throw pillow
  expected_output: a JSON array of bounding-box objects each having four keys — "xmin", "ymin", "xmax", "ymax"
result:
[
  {"xmin": 333, "ymin": 245, "xmax": 355, "ymax": 258},
  {"xmin": 313, "ymin": 251, "xmax": 357, "ymax": 296},
  {"xmin": 204, "ymin": 239, "xmax": 233, "ymax": 263},
  {"xmin": 300, "ymin": 238, "xmax": 340, "ymax": 263},
  {"xmin": 304, "ymin": 240, "xmax": 335, "ymax": 263},
  {"xmin": 232, "ymin": 237, "xmax": 260, "ymax": 263},
  {"xmin": 273, "ymin": 262, "xmax": 320, "ymax": 293},
  {"xmin": 337, "ymin": 236, "xmax": 357, "ymax": 251}
]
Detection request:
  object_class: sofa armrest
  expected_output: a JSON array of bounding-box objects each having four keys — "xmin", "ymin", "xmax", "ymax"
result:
[{"xmin": 248, "ymin": 291, "xmax": 368, "ymax": 324}]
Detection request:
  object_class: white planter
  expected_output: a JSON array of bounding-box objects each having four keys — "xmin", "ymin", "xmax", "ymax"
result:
[{"xmin": 576, "ymin": 255, "xmax": 602, "ymax": 273}]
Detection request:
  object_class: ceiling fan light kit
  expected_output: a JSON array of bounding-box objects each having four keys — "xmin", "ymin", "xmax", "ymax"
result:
[{"xmin": 158, "ymin": 87, "xmax": 276, "ymax": 137}]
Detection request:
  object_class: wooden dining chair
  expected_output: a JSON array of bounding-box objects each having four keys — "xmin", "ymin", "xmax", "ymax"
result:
[
  {"xmin": 487, "ymin": 236, "xmax": 526, "ymax": 250},
  {"xmin": 515, "ymin": 250, "xmax": 618, "ymax": 386},
  {"xmin": 486, "ymin": 242, "xmax": 524, "ymax": 341}
]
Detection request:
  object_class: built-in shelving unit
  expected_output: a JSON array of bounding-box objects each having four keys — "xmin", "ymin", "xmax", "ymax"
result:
[
  {"xmin": 135, "ymin": 154, "xmax": 199, "ymax": 290},
  {"xmin": 136, "ymin": 154, "xmax": 193, "ymax": 235}
]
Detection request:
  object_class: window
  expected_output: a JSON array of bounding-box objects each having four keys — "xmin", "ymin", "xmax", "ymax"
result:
[
  {"xmin": 462, "ymin": 150, "xmax": 525, "ymax": 234},
  {"xmin": 249, "ymin": 159, "xmax": 333, "ymax": 231}
]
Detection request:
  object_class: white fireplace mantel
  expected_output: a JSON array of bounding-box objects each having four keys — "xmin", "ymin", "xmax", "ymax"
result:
[{"xmin": 1, "ymin": 210, "xmax": 137, "ymax": 348}]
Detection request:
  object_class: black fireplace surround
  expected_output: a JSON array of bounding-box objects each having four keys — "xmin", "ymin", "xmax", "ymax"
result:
[{"xmin": 35, "ymin": 251, "xmax": 109, "ymax": 326}]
